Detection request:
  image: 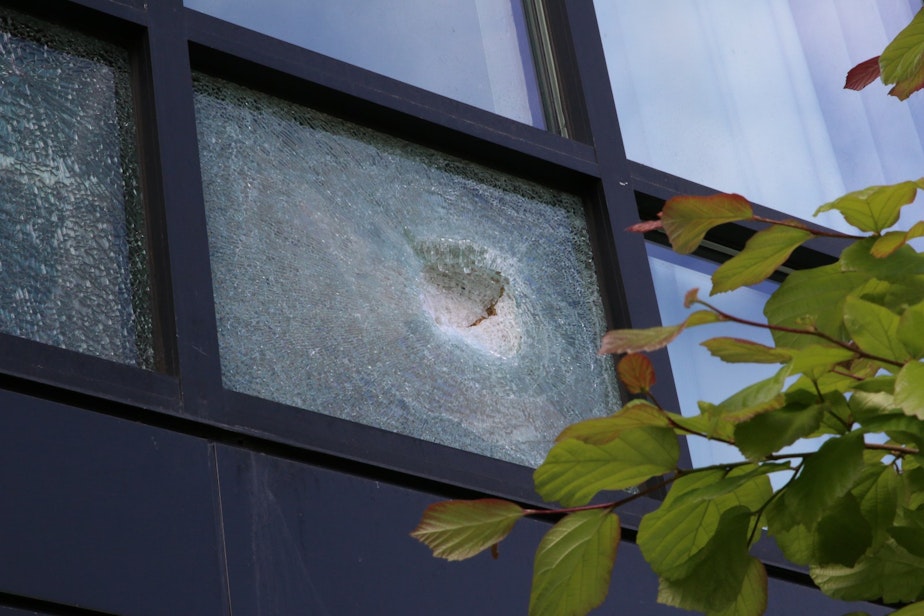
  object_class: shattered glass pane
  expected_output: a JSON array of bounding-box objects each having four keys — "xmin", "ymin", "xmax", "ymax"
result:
[
  {"xmin": 0, "ymin": 8, "xmax": 153, "ymax": 368},
  {"xmin": 194, "ymin": 75, "xmax": 619, "ymax": 466}
]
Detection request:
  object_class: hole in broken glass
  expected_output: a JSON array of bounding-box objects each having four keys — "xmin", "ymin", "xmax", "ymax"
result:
[{"xmin": 414, "ymin": 239, "xmax": 522, "ymax": 358}]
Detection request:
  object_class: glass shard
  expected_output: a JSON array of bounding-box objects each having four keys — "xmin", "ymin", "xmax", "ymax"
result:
[
  {"xmin": 194, "ymin": 74, "xmax": 619, "ymax": 466},
  {"xmin": 0, "ymin": 7, "xmax": 153, "ymax": 368}
]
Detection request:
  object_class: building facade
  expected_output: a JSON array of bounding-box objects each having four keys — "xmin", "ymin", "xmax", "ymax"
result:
[{"xmin": 0, "ymin": 0, "xmax": 913, "ymax": 613}]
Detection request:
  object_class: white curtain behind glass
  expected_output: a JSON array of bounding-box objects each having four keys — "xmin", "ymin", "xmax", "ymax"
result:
[
  {"xmin": 597, "ymin": 0, "xmax": 924, "ymax": 231},
  {"xmin": 184, "ymin": 0, "xmax": 546, "ymax": 128}
]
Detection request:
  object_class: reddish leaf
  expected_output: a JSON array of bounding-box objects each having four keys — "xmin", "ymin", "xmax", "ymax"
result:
[
  {"xmin": 627, "ymin": 219, "xmax": 663, "ymax": 233},
  {"xmin": 684, "ymin": 288, "xmax": 700, "ymax": 308},
  {"xmin": 845, "ymin": 56, "xmax": 882, "ymax": 91},
  {"xmin": 598, "ymin": 311, "xmax": 721, "ymax": 355},
  {"xmin": 617, "ymin": 353, "xmax": 656, "ymax": 394},
  {"xmin": 889, "ymin": 61, "xmax": 924, "ymax": 100}
]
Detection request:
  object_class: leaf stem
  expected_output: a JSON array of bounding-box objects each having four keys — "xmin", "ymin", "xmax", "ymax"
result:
[
  {"xmin": 692, "ymin": 299, "xmax": 904, "ymax": 369},
  {"xmin": 865, "ymin": 441, "xmax": 919, "ymax": 456},
  {"xmin": 751, "ymin": 215, "xmax": 866, "ymax": 240},
  {"xmin": 521, "ymin": 474, "xmax": 678, "ymax": 517}
]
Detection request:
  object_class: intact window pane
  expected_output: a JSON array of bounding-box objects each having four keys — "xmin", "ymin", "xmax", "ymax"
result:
[
  {"xmin": 184, "ymin": 0, "xmax": 546, "ymax": 128},
  {"xmin": 646, "ymin": 243, "xmax": 779, "ymax": 468},
  {"xmin": 0, "ymin": 8, "xmax": 153, "ymax": 368},
  {"xmin": 194, "ymin": 74, "xmax": 619, "ymax": 466},
  {"xmin": 597, "ymin": 0, "xmax": 924, "ymax": 232}
]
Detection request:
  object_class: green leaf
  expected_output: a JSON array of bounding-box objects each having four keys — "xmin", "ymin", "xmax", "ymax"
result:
[
  {"xmin": 815, "ymin": 493, "xmax": 873, "ymax": 567},
  {"xmin": 700, "ymin": 337, "xmax": 791, "ymax": 364},
  {"xmin": 764, "ymin": 263, "xmax": 869, "ymax": 348},
  {"xmin": 661, "ymin": 193, "xmax": 753, "ymax": 254},
  {"xmin": 767, "ymin": 433, "xmax": 865, "ymax": 532},
  {"xmin": 598, "ymin": 310, "xmax": 720, "ymax": 354},
  {"xmin": 534, "ymin": 426, "xmax": 678, "ymax": 506},
  {"xmin": 899, "ymin": 299, "xmax": 924, "ymax": 358},
  {"xmin": 841, "ymin": 238, "xmax": 924, "ymax": 282},
  {"xmin": 906, "ymin": 467, "xmax": 924, "ymax": 510},
  {"xmin": 858, "ymin": 413, "xmax": 924, "ymax": 450},
  {"xmin": 555, "ymin": 400, "xmax": 668, "ymax": 445},
  {"xmin": 880, "ymin": 8, "xmax": 924, "ymax": 99},
  {"xmin": 529, "ymin": 509, "xmax": 620, "ymax": 616},
  {"xmin": 710, "ymin": 558, "xmax": 768, "ymax": 616},
  {"xmin": 734, "ymin": 401, "xmax": 825, "ymax": 460},
  {"xmin": 890, "ymin": 526, "xmax": 924, "ymax": 558},
  {"xmin": 852, "ymin": 464, "xmax": 901, "ymax": 547},
  {"xmin": 811, "ymin": 537, "xmax": 924, "ymax": 604},
  {"xmin": 843, "ymin": 296, "xmax": 910, "ymax": 363},
  {"xmin": 711, "ymin": 225, "xmax": 812, "ymax": 294},
  {"xmin": 815, "ymin": 181, "xmax": 920, "ymax": 232},
  {"xmin": 896, "ymin": 361, "xmax": 924, "ymax": 419},
  {"xmin": 654, "ymin": 507, "xmax": 754, "ymax": 613},
  {"xmin": 891, "ymin": 601, "xmax": 924, "ymax": 616},
  {"xmin": 410, "ymin": 499, "xmax": 524, "ymax": 561},
  {"xmin": 638, "ymin": 470, "xmax": 770, "ymax": 580}
]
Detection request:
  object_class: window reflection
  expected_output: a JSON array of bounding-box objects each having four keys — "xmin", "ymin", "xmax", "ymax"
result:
[
  {"xmin": 597, "ymin": 0, "xmax": 924, "ymax": 231},
  {"xmin": 184, "ymin": 0, "xmax": 547, "ymax": 128}
]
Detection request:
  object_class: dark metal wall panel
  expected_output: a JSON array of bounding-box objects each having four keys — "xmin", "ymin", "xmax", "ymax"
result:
[
  {"xmin": 213, "ymin": 444, "xmax": 680, "ymax": 614},
  {"xmin": 0, "ymin": 390, "xmax": 226, "ymax": 616},
  {"xmin": 214, "ymin": 444, "xmax": 888, "ymax": 615}
]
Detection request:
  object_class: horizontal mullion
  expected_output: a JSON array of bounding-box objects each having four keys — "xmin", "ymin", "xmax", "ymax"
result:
[
  {"xmin": 221, "ymin": 390, "xmax": 548, "ymax": 507},
  {"xmin": 0, "ymin": 334, "xmax": 179, "ymax": 412},
  {"xmin": 5, "ymin": 0, "xmax": 148, "ymax": 31},
  {"xmin": 184, "ymin": 8, "xmax": 600, "ymax": 187},
  {"xmin": 629, "ymin": 160, "xmax": 845, "ymax": 261}
]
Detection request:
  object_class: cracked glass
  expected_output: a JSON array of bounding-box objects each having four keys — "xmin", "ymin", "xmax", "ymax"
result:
[
  {"xmin": 194, "ymin": 74, "xmax": 619, "ymax": 466},
  {"xmin": 0, "ymin": 7, "xmax": 153, "ymax": 368}
]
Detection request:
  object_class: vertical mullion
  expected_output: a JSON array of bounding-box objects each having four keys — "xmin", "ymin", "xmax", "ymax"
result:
[
  {"xmin": 559, "ymin": 0, "xmax": 690, "ymax": 468},
  {"xmin": 143, "ymin": 0, "xmax": 224, "ymax": 416}
]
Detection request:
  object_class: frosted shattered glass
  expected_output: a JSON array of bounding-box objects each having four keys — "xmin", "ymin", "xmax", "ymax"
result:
[
  {"xmin": 195, "ymin": 75, "xmax": 619, "ymax": 466},
  {"xmin": 0, "ymin": 8, "xmax": 153, "ymax": 368}
]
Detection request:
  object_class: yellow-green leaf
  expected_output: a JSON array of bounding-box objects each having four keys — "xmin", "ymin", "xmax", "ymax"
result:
[
  {"xmin": 786, "ymin": 344, "xmax": 857, "ymax": 378},
  {"xmin": 661, "ymin": 193, "xmax": 753, "ymax": 254},
  {"xmin": 711, "ymin": 225, "xmax": 812, "ymax": 294},
  {"xmin": 411, "ymin": 499, "xmax": 524, "ymax": 561},
  {"xmin": 617, "ymin": 353, "xmax": 656, "ymax": 393},
  {"xmin": 815, "ymin": 181, "xmax": 920, "ymax": 233},
  {"xmin": 891, "ymin": 600, "xmax": 924, "ymax": 616},
  {"xmin": 529, "ymin": 510, "xmax": 620, "ymax": 616},
  {"xmin": 896, "ymin": 361, "xmax": 924, "ymax": 419},
  {"xmin": 598, "ymin": 310, "xmax": 720, "ymax": 354},
  {"xmin": 880, "ymin": 8, "xmax": 924, "ymax": 100},
  {"xmin": 872, "ymin": 221, "xmax": 924, "ymax": 257},
  {"xmin": 535, "ymin": 427, "xmax": 678, "ymax": 506},
  {"xmin": 556, "ymin": 400, "xmax": 668, "ymax": 445},
  {"xmin": 653, "ymin": 507, "xmax": 754, "ymax": 613},
  {"xmin": 843, "ymin": 296, "xmax": 911, "ymax": 363},
  {"xmin": 700, "ymin": 337, "xmax": 792, "ymax": 364}
]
